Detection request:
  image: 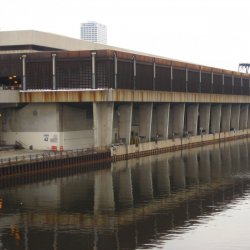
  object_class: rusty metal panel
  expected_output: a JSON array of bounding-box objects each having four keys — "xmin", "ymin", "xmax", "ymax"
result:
[
  {"xmin": 242, "ymin": 78, "xmax": 249, "ymax": 95},
  {"xmin": 233, "ymin": 77, "xmax": 241, "ymax": 95},
  {"xmin": 213, "ymin": 74, "xmax": 223, "ymax": 94},
  {"xmin": 172, "ymin": 68, "xmax": 186, "ymax": 92},
  {"xmin": 201, "ymin": 72, "xmax": 212, "ymax": 93},
  {"xmin": 155, "ymin": 65, "xmax": 171, "ymax": 91},
  {"xmin": 136, "ymin": 63, "xmax": 153, "ymax": 90},
  {"xmin": 224, "ymin": 75, "xmax": 233, "ymax": 94},
  {"xmin": 26, "ymin": 61, "xmax": 52, "ymax": 89},
  {"xmin": 117, "ymin": 60, "xmax": 133, "ymax": 89},
  {"xmin": 188, "ymin": 70, "xmax": 200, "ymax": 92}
]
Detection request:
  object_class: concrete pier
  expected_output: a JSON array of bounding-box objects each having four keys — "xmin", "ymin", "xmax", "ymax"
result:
[
  {"xmin": 231, "ymin": 104, "xmax": 240, "ymax": 131},
  {"xmin": 221, "ymin": 104, "xmax": 231, "ymax": 132},
  {"xmin": 210, "ymin": 104, "xmax": 222, "ymax": 134},
  {"xmin": 199, "ymin": 104, "xmax": 211, "ymax": 135},
  {"xmin": 239, "ymin": 104, "xmax": 248, "ymax": 130},
  {"xmin": 169, "ymin": 104, "xmax": 185, "ymax": 138},
  {"xmin": 186, "ymin": 104, "xmax": 199, "ymax": 136},
  {"xmin": 139, "ymin": 103, "xmax": 153, "ymax": 142}
]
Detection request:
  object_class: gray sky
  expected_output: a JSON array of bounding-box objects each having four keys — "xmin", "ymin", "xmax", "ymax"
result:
[{"xmin": 1, "ymin": 0, "xmax": 250, "ymax": 71}]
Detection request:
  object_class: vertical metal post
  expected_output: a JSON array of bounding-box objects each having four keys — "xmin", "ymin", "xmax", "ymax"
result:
[
  {"xmin": 52, "ymin": 54, "xmax": 56, "ymax": 90},
  {"xmin": 232, "ymin": 75, "xmax": 234, "ymax": 95},
  {"xmin": 21, "ymin": 55, "xmax": 27, "ymax": 90},
  {"xmin": 240, "ymin": 76, "xmax": 243, "ymax": 95},
  {"xmin": 211, "ymin": 71, "xmax": 214, "ymax": 93},
  {"xmin": 222, "ymin": 73, "xmax": 224, "ymax": 94},
  {"xmin": 170, "ymin": 64, "xmax": 173, "ymax": 91},
  {"xmin": 114, "ymin": 52, "xmax": 118, "ymax": 89},
  {"xmin": 133, "ymin": 56, "xmax": 136, "ymax": 90},
  {"xmin": 199, "ymin": 68, "xmax": 202, "ymax": 93},
  {"xmin": 91, "ymin": 51, "xmax": 96, "ymax": 89},
  {"xmin": 153, "ymin": 60, "xmax": 156, "ymax": 91},
  {"xmin": 185, "ymin": 67, "xmax": 188, "ymax": 92}
]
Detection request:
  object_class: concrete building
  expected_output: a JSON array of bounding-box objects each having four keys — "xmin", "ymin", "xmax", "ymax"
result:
[
  {"xmin": 0, "ymin": 30, "xmax": 250, "ymax": 152},
  {"xmin": 80, "ymin": 21, "xmax": 107, "ymax": 44}
]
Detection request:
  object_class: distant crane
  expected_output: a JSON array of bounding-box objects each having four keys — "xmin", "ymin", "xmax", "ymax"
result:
[{"xmin": 238, "ymin": 63, "xmax": 250, "ymax": 73}]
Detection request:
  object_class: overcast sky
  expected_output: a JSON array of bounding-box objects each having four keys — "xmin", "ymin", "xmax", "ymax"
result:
[{"xmin": 1, "ymin": 0, "xmax": 250, "ymax": 71}]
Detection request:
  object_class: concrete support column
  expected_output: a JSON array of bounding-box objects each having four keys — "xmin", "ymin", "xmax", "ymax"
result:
[
  {"xmin": 93, "ymin": 102, "xmax": 114, "ymax": 148},
  {"xmin": 221, "ymin": 104, "xmax": 231, "ymax": 132},
  {"xmin": 199, "ymin": 104, "xmax": 211, "ymax": 135},
  {"xmin": 169, "ymin": 103, "xmax": 185, "ymax": 138},
  {"xmin": 139, "ymin": 103, "xmax": 153, "ymax": 142},
  {"xmin": 210, "ymin": 104, "xmax": 222, "ymax": 133},
  {"xmin": 186, "ymin": 104, "xmax": 199, "ymax": 136},
  {"xmin": 239, "ymin": 104, "xmax": 249, "ymax": 130},
  {"xmin": 118, "ymin": 103, "xmax": 132, "ymax": 144},
  {"xmin": 230, "ymin": 104, "xmax": 240, "ymax": 130},
  {"xmin": 151, "ymin": 103, "xmax": 170, "ymax": 140}
]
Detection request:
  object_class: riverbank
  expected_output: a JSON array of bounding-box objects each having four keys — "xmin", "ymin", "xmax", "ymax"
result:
[{"xmin": 0, "ymin": 129, "xmax": 249, "ymax": 177}]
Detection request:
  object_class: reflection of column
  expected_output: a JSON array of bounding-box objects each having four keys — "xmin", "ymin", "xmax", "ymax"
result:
[
  {"xmin": 118, "ymin": 103, "xmax": 133, "ymax": 144},
  {"xmin": 155, "ymin": 155, "xmax": 171, "ymax": 195},
  {"xmin": 186, "ymin": 150, "xmax": 199, "ymax": 185},
  {"xmin": 239, "ymin": 142, "xmax": 248, "ymax": 171},
  {"xmin": 93, "ymin": 102, "xmax": 114, "ymax": 147},
  {"xmin": 199, "ymin": 104, "xmax": 211, "ymax": 135},
  {"xmin": 221, "ymin": 104, "xmax": 231, "ymax": 132},
  {"xmin": 210, "ymin": 104, "xmax": 222, "ymax": 133},
  {"xmin": 172, "ymin": 157, "xmax": 186, "ymax": 188},
  {"xmin": 113, "ymin": 161, "xmax": 134, "ymax": 208},
  {"xmin": 139, "ymin": 103, "xmax": 153, "ymax": 142},
  {"xmin": 231, "ymin": 104, "xmax": 240, "ymax": 130},
  {"xmin": 220, "ymin": 144, "xmax": 232, "ymax": 177},
  {"xmin": 199, "ymin": 149, "xmax": 211, "ymax": 183},
  {"xmin": 94, "ymin": 169, "xmax": 115, "ymax": 213},
  {"xmin": 138, "ymin": 157, "xmax": 153, "ymax": 200},
  {"xmin": 210, "ymin": 145, "xmax": 222, "ymax": 180},
  {"xmin": 230, "ymin": 143, "xmax": 240, "ymax": 173}
]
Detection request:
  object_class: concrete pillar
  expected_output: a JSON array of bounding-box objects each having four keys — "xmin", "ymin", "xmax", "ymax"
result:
[
  {"xmin": 186, "ymin": 104, "xmax": 199, "ymax": 136},
  {"xmin": 221, "ymin": 104, "xmax": 231, "ymax": 132},
  {"xmin": 151, "ymin": 104, "xmax": 170, "ymax": 140},
  {"xmin": 139, "ymin": 103, "xmax": 153, "ymax": 142},
  {"xmin": 186, "ymin": 149, "xmax": 199, "ymax": 185},
  {"xmin": 118, "ymin": 103, "xmax": 132, "ymax": 144},
  {"xmin": 169, "ymin": 104, "xmax": 185, "ymax": 138},
  {"xmin": 93, "ymin": 102, "xmax": 114, "ymax": 148},
  {"xmin": 94, "ymin": 169, "xmax": 115, "ymax": 213},
  {"xmin": 239, "ymin": 104, "xmax": 249, "ymax": 130},
  {"xmin": 199, "ymin": 104, "xmax": 210, "ymax": 135},
  {"xmin": 210, "ymin": 104, "xmax": 221, "ymax": 133},
  {"xmin": 230, "ymin": 104, "xmax": 240, "ymax": 130},
  {"xmin": 199, "ymin": 149, "xmax": 211, "ymax": 183}
]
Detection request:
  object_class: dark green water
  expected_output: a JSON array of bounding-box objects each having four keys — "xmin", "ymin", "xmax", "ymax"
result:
[{"xmin": 0, "ymin": 139, "xmax": 250, "ymax": 250}]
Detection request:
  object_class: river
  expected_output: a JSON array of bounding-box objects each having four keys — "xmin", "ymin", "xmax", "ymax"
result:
[{"xmin": 0, "ymin": 139, "xmax": 250, "ymax": 250}]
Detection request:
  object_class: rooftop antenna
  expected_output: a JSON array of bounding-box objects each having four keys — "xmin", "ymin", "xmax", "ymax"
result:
[{"xmin": 238, "ymin": 63, "xmax": 250, "ymax": 73}]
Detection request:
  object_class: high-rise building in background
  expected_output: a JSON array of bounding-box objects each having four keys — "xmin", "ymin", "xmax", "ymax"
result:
[{"xmin": 80, "ymin": 21, "xmax": 107, "ymax": 44}]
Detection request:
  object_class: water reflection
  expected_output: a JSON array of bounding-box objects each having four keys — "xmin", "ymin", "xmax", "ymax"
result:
[{"xmin": 0, "ymin": 139, "xmax": 250, "ymax": 249}]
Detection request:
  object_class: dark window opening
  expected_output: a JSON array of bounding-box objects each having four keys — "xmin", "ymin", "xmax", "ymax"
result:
[{"xmin": 0, "ymin": 76, "xmax": 22, "ymax": 90}]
